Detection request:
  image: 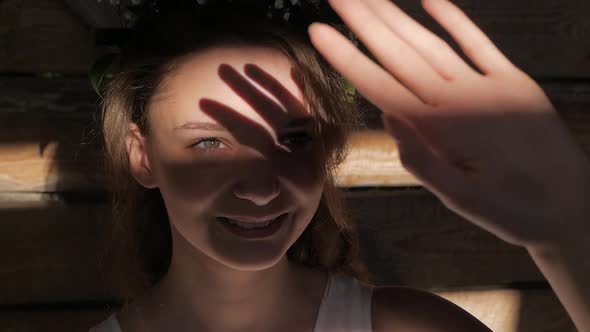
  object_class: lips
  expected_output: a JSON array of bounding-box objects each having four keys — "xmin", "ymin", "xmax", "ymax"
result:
[
  {"xmin": 220, "ymin": 216, "xmax": 280, "ymax": 229},
  {"xmin": 218, "ymin": 212, "xmax": 288, "ymax": 224}
]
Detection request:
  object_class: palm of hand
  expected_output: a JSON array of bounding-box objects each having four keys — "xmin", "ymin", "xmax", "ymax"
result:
[
  {"xmin": 309, "ymin": 0, "xmax": 590, "ymax": 248},
  {"xmin": 396, "ymin": 73, "xmax": 590, "ymax": 249}
]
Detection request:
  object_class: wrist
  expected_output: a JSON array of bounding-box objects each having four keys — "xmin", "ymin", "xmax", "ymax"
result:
[
  {"xmin": 527, "ymin": 218, "xmax": 587, "ymax": 256},
  {"xmin": 526, "ymin": 227, "xmax": 587, "ymax": 262}
]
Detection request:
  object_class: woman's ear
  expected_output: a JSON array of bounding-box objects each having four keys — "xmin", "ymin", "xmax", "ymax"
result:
[{"xmin": 125, "ymin": 123, "xmax": 158, "ymax": 189}]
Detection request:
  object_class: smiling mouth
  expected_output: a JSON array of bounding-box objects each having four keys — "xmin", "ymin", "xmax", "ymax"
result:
[{"xmin": 217, "ymin": 213, "xmax": 286, "ymax": 229}]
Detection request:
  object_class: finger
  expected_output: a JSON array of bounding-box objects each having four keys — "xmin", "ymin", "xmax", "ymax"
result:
[
  {"xmin": 364, "ymin": 0, "xmax": 478, "ymax": 80},
  {"xmin": 308, "ymin": 23, "xmax": 428, "ymax": 121},
  {"xmin": 243, "ymin": 63, "xmax": 308, "ymax": 117},
  {"xmin": 327, "ymin": 0, "xmax": 446, "ymax": 106},
  {"xmin": 421, "ymin": 0, "xmax": 516, "ymax": 76}
]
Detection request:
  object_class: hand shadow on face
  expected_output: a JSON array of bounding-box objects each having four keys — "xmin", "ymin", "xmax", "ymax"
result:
[{"xmin": 199, "ymin": 64, "xmax": 312, "ymax": 154}]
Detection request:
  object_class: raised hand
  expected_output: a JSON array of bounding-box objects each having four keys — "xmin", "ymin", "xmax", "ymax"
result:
[{"xmin": 308, "ymin": 0, "xmax": 590, "ymax": 249}]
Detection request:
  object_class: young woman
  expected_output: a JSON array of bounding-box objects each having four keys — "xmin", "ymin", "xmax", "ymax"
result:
[{"xmin": 90, "ymin": 0, "xmax": 590, "ymax": 331}]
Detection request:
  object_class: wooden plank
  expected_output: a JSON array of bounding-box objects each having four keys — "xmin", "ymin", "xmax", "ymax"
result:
[
  {"xmin": 1, "ymin": 77, "xmax": 590, "ymax": 191},
  {"xmin": 394, "ymin": 0, "xmax": 590, "ymax": 78},
  {"xmin": 0, "ymin": 307, "xmax": 112, "ymax": 332},
  {"xmin": 0, "ymin": 0, "xmax": 113, "ymax": 74},
  {"xmin": 349, "ymin": 189, "xmax": 546, "ymax": 289},
  {"xmin": 1, "ymin": 0, "xmax": 590, "ymax": 76},
  {"xmin": 0, "ymin": 193, "xmax": 111, "ymax": 304},
  {"xmin": 0, "ymin": 76, "xmax": 105, "ymax": 191},
  {"xmin": 0, "ymin": 288, "xmax": 576, "ymax": 332},
  {"xmin": 0, "ymin": 190, "xmax": 545, "ymax": 304},
  {"xmin": 434, "ymin": 287, "xmax": 578, "ymax": 332}
]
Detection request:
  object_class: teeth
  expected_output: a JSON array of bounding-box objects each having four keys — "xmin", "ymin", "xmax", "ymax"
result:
[{"xmin": 224, "ymin": 217, "xmax": 277, "ymax": 229}]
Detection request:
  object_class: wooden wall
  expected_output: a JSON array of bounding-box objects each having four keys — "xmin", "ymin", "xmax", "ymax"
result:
[{"xmin": 1, "ymin": 0, "xmax": 588, "ymax": 331}]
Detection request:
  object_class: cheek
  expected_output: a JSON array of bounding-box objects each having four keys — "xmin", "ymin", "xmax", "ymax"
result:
[
  {"xmin": 158, "ymin": 165, "xmax": 223, "ymax": 221},
  {"xmin": 275, "ymin": 148, "xmax": 327, "ymax": 197},
  {"xmin": 151, "ymin": 157, "xmax": 231, "ymax": 218}
]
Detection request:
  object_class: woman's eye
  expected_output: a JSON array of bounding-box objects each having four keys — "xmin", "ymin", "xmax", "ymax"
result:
[
  {"xmin": 191, "ymin": 133, "xmax": 312, "ymax": 152},
  {"xmin": 280, "ymin": 132, "xmax": 313, "ymax": 147},
  {"xmin": 191, "ymin": 138, "xmax": 228, "ymax": 151}
]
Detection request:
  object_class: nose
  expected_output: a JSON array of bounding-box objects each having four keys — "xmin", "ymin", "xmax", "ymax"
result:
[{"xmin": 233, "ymin": 175, "xmax": 281, "ymax": 206}]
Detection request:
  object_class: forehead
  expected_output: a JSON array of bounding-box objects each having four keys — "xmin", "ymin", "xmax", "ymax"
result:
[{"xmin": 149, "ymin": 45, "xmax": 308, "ymax": 134}]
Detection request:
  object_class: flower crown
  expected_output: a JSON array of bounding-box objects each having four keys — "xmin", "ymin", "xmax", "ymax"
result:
[
  {"xmin": 90, "ymin": 0, "xmax": 357, "ymax": 98},
  {"xmin": 99, "ymin": 0, "xmax": 350, "ymax": 28}
]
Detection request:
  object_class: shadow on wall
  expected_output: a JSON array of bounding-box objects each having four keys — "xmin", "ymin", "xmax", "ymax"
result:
[{"xmin": 0, "ymin": 75, "xmax": 119, "ymax": 330}]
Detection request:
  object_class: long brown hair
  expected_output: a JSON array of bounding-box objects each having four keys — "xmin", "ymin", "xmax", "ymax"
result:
[{"xmin": 98, "ymin": 2, "xmax": 371, "ymax": 303}]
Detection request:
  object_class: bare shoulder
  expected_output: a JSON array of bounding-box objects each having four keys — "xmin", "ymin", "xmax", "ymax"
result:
[{"xmin": 371, "ymin": 286, "xmax": 493, "ymax": 332}]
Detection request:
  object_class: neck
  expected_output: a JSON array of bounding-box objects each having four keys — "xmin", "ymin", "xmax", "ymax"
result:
[{"xmin": 130, "ymin": 228, "xmax": 326, "ymax": 332}]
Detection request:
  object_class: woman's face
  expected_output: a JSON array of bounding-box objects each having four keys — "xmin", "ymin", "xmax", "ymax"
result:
[{"xmin": 129, "ymin": 45, "xmax": 326, "ymax": 270}]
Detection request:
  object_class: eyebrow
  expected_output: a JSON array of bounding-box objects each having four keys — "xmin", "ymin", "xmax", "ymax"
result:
[
  {"xmin": 173, "ymin": 117, "xmax": 313, "ymax": 131},
  {"xmin": 174, "ymin": 121, "xmax": 227, "ymax": 131}
]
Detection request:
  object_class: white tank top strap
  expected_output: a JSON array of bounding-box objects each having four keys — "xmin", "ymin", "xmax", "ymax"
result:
[
  {"xmin": 88, "ymin": 313, "xmax": 122, "ymax": 332},
  {"xmin": 313, "ymin": 273, "xmax": 375, "ymax": 332}
]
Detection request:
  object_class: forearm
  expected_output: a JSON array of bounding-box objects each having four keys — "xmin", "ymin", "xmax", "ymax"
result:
[{"xmin": 527, "ymin": 238, "xmax": 590, "ymax": 332}]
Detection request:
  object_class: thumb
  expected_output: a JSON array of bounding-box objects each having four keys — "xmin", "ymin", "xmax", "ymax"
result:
[
  {"xmin": 380, "ymin": 113, "xmax": 466, "ymax": 199},
  {"xmin": 380, "ymin": 113, "xmax": 421, "ymax": 155}
]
